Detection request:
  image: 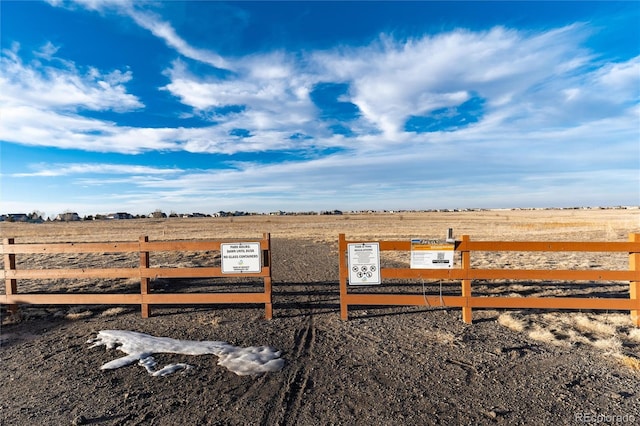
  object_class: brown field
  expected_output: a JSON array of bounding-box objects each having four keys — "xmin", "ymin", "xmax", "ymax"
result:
[
  {"xmin": 1, "ymin": 208, "xmax": 639, "ymax": 425},
  {"xmin": 2, "ymin": 208, "xmax": 638, "ymax": 243}
]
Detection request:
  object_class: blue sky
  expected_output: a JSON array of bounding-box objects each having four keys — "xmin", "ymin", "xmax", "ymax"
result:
[{"xmin": 1, "ymin": 1, "xmax": 638, "ymax": 217}]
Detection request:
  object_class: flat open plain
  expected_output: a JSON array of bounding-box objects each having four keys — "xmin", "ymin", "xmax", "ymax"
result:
[{"xmin": 1, "ymin": 209, "xmax": 639, "ymax": 425}]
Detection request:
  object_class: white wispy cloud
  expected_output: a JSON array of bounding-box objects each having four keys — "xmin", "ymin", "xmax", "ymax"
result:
[
  {"xmin": 162, "ymin": 55, "xmax": 318, "ymax": 139},
  {"xmin": 48, "ymin": 0, "xmax": 230, "ymax": 69},
  {"xmin": 125, "ymin": 6, "xmax": 230, "ymax": 70},
  {"xmin": 159, "ymin": 21, "xmax": 637, "ymax": 149},
  {"xmin": 33, "ymin": 41, "xmax": 60, "ymax": 60},
  {"xmin": 7, "ymin": 1, "xmax": 636, "ymax": 158},
  {"xmin": 12, "ymin": 163, "xmax": 183, "ymax": 177},
  {"xmin": 306, "ymin": 25, "xmax": 598, "ymax": 137},
  {"xmin": 60, "ymin": 149, "xmax": 636, "ymax": 214},
  {"xmin": 0, "ymin": 42, "xmax": 142, "ymax": 112},
  {"xmin": 0, "ymin": 104, "xmax": 182, "ymax": 153}
]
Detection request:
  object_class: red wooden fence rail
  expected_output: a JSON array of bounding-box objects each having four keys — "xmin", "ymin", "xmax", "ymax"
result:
[
  {"xmin": 1, "ymin": 234, "xmax": 273, "ymax": 319},
  {"xmin": 339, "ymin": 233, "xmax": 640, "ymax": 325}
]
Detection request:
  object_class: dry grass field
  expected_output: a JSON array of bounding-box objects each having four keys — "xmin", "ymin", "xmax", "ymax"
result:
[
  {"xmin": 1, "ymin": 208, "xmax": 639, "ymax": 425},
  {"xmin": 2, "ymin": 208, "xmax": 637, "ymax": 243}
]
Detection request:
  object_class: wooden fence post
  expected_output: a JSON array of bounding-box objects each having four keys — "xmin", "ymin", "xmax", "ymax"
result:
[
  {"xmin": 3, "ymin": 238, "xmax": 18, "ymax": 317},
  {"xmin": 263, "ymin": 233, "xmax": 273, "ymax": 320},
  {"xmin": 339, "ymin": 233, "xmax": 348, "ymax": 320},
  {"xmin": 140, "ymin": 236, "xmax": 150, "ymax": 318},
  {"xmin": 461, "ymin": 235, "xmax": 472, "ymax": 324},
  {"xmin": 630, "ymin": 233, "xmax": 640, "ymax": 327}
]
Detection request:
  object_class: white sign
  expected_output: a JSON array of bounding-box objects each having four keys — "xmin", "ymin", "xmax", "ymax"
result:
[
  {"xmin": 410, "ymin": 239, "xmax": 454, "ymax": 269},
  {"xmin": 348, "ymin": 243, "xmax": 381, "ymax": 285},
  {"xmin": 221, "ymin": 242, "xmax": 262, "ymax": 273}
]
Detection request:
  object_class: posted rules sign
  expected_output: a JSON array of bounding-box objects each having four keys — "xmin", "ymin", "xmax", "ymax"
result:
[
  {"xmin": 410, "ymin": 239, "xmax": 454, "ymax": 269},
  {"xmin": 221, "ymin": 242, "xmax": 261, "ymax": 273},
  {"xmin": 348, "ymin": 243, "xmax": 381, "ymax": 285}
]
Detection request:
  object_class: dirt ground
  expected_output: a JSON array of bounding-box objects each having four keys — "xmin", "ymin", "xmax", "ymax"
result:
[{"xmin": 1, "ymin": 210, "xmax": 639, "ymax": 425}]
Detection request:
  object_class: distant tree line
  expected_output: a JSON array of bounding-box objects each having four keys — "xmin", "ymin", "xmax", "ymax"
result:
[{"xmin": 2, "ymin": 206, "xmax": 634, "ymax": 223}]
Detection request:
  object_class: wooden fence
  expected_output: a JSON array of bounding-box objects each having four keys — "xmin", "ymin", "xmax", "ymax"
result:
[
  {"xmin": 339, "ymin": 233, "xmax": 640, "ymax": 325},
  {"xmin": 3, "ymin": 233, "xmax": 639, "ymax": 325},
  {"xmin": 1, "ymin": 234, "xmax": 273, "ymax": 319}
]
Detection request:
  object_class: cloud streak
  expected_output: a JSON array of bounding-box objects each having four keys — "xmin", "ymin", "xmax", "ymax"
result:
[
  {"xmin": 12, "ymin": 163, "xmax": 183, "ymax": 177},
  {"xmin": 0, "ymin": 42, "xmax": 142, "ymax": 112}
]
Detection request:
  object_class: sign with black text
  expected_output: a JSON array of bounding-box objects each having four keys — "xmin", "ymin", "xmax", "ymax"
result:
[
  {"xmin": 348, "ymin": 243, "xmax": 381, "ymax": 285},
  {"xmin": 221, "ymin": 242, "xmax": 261, "ymax": 273},
  {"xmin": 410, "ymin": 239, "xmax": 454, "ymax": 269}
]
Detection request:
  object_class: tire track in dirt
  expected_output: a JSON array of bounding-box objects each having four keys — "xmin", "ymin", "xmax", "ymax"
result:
[
  {"xmin": 261, "ymin": 239, "xmax": 327, "ymax": 425},
  {"xmin": 226, "ymin": 372, "xmax": 271, "ymax": 410},
  {"xmin": 225, "ymin": 239, "xmax": 328, "ymax": 423},
  {"xmin": 262, "ymin": 318, "xmax": 316, "ymax": 426}
]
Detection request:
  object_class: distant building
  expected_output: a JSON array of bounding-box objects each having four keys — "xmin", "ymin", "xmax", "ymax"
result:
[
  {"xmin": 107, "ymin": 212, "xmax": 133, "ymax": 220},
  {"xmin": 3, "ymin": 213, "xmax": 29, "ymax": 222},
  {"xmin": 55, "ymin": 212, "xmax": 81, "ymax": 221}
]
